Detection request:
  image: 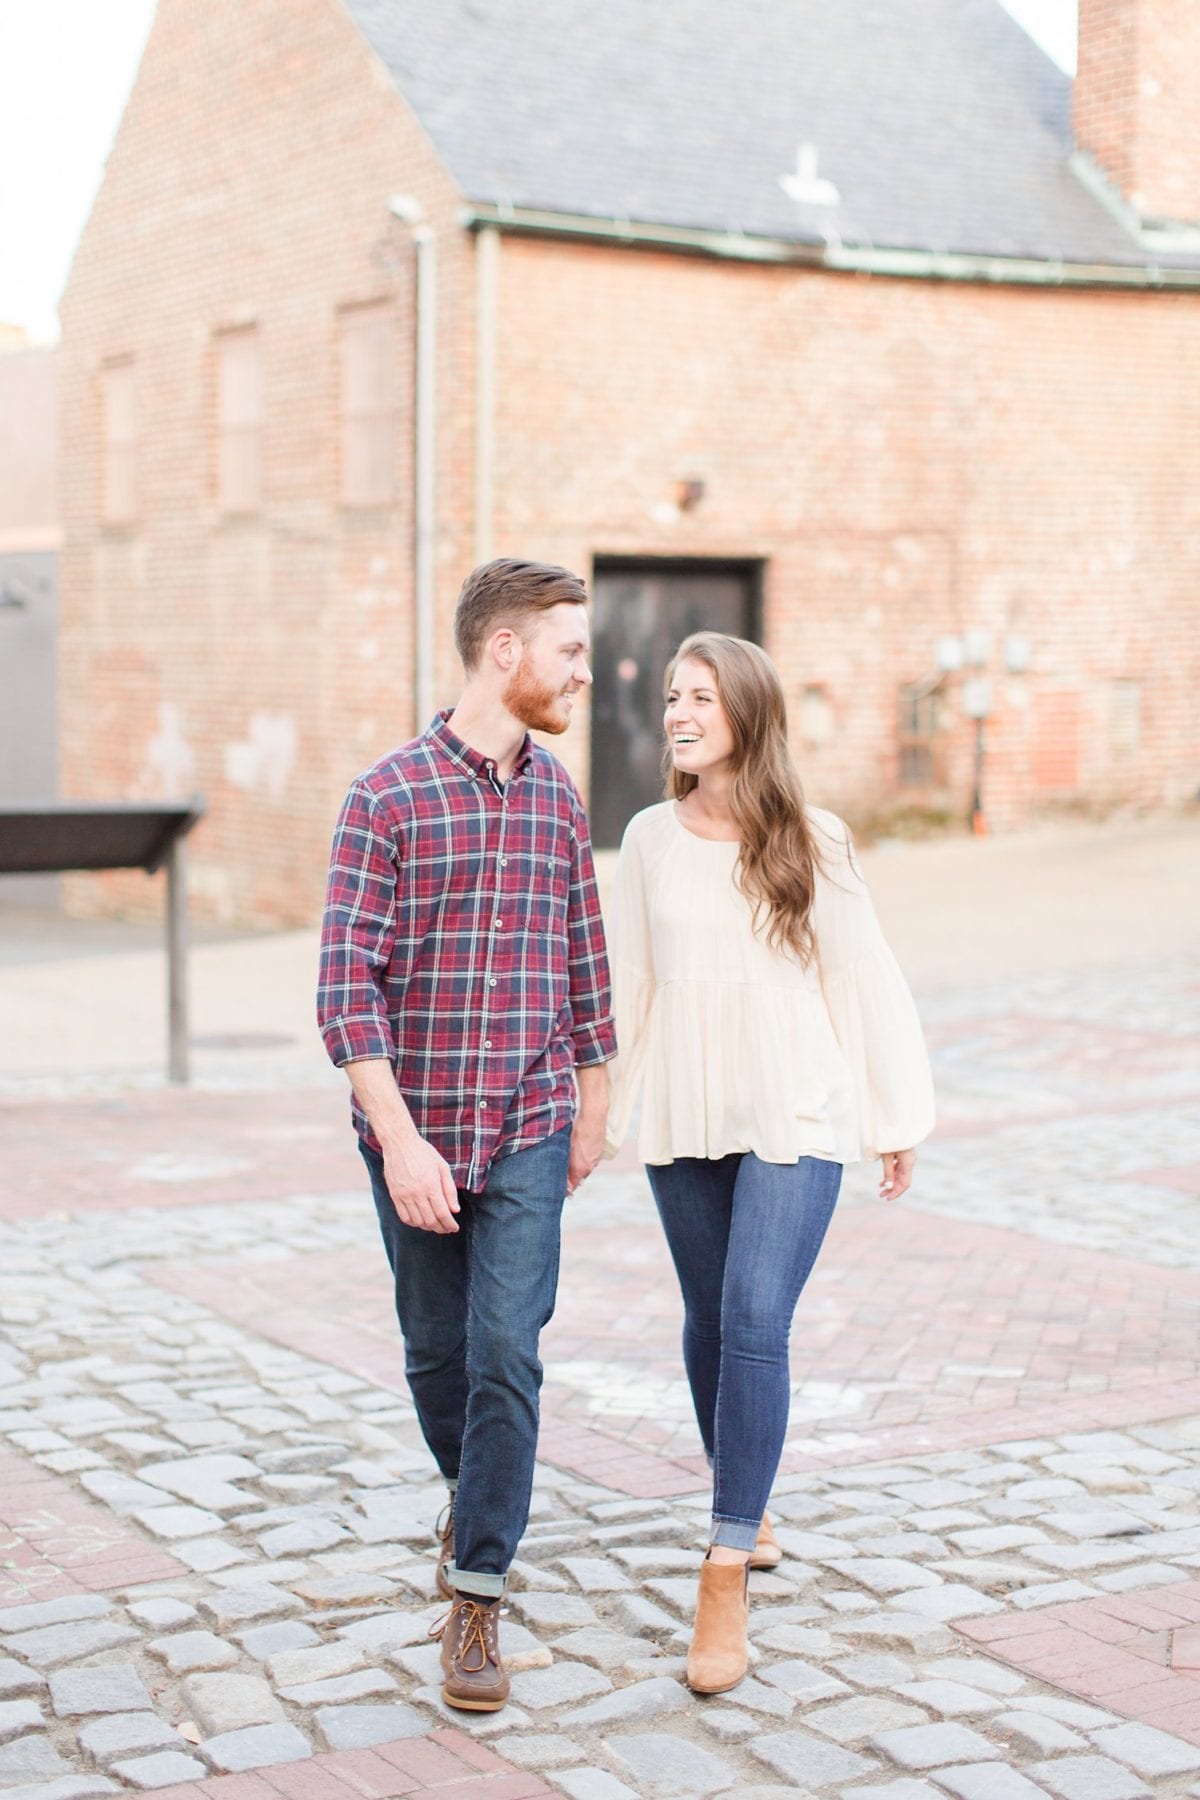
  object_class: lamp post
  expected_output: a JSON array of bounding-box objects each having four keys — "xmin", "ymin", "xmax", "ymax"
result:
[{"xmin": 932, "ymin": 631, "xmax": 1031, "ymax": 836}]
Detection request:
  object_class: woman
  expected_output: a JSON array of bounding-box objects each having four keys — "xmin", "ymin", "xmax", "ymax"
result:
[{"xmin": 605, "ymin": 632, "xmax": 935, "ymax": 1694}]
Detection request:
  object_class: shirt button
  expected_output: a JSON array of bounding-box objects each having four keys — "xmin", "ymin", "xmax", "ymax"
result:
[
  {"xmin": 494, "ymin": 918, "xmax": 503, "ymax": 929},
  {"xmin": 489, "ymin": 978, "xmax": 497, "ymax": 987},
  {"xmin": 484, "ymin": 1039, "xmax": 492, "ymax": 1049},
  {"xmin": 500, "ymin": 856, "xmax": 508, "ymax": 866},
  {"xmin": 479, "ymin": 1101, "xmax": 488, "ymax": 1110}
]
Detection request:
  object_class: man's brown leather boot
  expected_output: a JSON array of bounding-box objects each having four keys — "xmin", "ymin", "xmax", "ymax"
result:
[{"xmin": 435, "ymin": 1595, "xmax": 509, "ymax": 1711}]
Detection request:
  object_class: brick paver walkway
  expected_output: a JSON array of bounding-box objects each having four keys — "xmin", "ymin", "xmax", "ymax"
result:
[{"xmin": 1, "ymin": 948, "xmax": 1199, "ymax": 1796}]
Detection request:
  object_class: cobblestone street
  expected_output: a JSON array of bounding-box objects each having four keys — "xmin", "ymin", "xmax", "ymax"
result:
[{"xmin": 1, "ymin": 824, "xmax": 1199, "ymax": 1798}]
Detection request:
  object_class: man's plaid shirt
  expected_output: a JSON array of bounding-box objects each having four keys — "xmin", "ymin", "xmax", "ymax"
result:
[{"xmin": 317, "ymin": 711, "xmax": 616, "ymax": 1190}]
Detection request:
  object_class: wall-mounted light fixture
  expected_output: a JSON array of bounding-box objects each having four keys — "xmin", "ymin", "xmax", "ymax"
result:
[{"xmin": 674, "ymin": 476, "xmax": 706, "ymax": 511}]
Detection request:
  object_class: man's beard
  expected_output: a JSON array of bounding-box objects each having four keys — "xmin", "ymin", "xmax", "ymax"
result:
[{"xmin": 504, "ymin": 657, "xmax": 571, "ymax": 735}]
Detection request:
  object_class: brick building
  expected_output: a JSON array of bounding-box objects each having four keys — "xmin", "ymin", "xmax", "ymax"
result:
[
  {"xmin": 0, "ymin": 337, "xmax": 60, "ymax": 905},
  {"xmin": 59, "ymin": 0, "xmax": 1200, "ymax": 923}
]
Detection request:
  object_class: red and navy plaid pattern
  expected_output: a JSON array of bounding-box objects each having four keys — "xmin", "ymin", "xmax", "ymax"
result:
[{"xmin": 317, "ymin": 711, "xmax": 616, "ymax": 1190}]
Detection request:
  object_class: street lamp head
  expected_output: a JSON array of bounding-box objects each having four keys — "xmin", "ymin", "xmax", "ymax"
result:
[{"xmin": 388, "ymin": 193, "xmax": 425, "ymax": 225}]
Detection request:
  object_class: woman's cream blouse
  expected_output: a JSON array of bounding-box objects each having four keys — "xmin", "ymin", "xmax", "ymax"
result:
[{"xmin": 604, "ymin": 802, "xmax": 935, "ymax": 1167}]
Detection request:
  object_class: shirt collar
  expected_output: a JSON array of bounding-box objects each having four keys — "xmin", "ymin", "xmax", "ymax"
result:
[{"xmin": 425, "ymin": 709, "xmax": 536, "ymax": 782}]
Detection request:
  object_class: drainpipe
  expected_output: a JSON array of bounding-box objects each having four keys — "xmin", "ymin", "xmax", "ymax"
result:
[
  {"xmin": 474, "ymin": 225, "xmax": 499, "ymax": 566},
  {"xmin": 389, "ymin": 195, "xmax": 437, "ymax": 732}
]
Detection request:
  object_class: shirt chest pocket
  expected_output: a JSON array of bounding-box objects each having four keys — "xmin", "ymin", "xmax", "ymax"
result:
[{"xmin": 516, "ymin": 849, "xmax": 571, "ymax": 938}]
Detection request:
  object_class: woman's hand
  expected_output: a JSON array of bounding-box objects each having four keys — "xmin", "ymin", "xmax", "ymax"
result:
[{"xmin": 880, "ymin": 1148, "xmax": 916, "ymax": 1202}]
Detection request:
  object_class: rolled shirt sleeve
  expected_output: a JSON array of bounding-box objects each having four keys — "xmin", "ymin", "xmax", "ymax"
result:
[
  {"xmin": 566, "ymin": 796, "xmax": 617, "ymax": 1068},
  {"xmin": 316, "ymin": 782, "xmax": 403, "ymax": 1068}
]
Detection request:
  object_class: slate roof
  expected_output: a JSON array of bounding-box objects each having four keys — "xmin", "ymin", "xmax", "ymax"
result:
[{"xmin": 344, "ymin": 0, "xmax": 1198, "ymax": 270}]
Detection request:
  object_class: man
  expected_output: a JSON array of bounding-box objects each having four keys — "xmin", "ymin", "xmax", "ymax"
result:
[{"xmin": 317, "ymin": 558, "xmax": 614, "ymax": 1713}]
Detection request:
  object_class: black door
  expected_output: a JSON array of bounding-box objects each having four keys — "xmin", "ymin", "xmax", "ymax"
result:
[{"xmin": 590, "ymin": 560, "xmax": 759, "ymax": 849}]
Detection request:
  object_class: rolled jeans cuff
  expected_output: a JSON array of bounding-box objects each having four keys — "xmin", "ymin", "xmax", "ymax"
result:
[
  {"xmin": 710, "ymin": 1515, "xmax": 760, "ymax": 1552},
  {"xmin": 447, "ymin": 1563, "xmax": 505, "ymax": 1600}
]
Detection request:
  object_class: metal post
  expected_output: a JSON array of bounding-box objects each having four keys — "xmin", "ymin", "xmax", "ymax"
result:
[
  {"xmin": 413, "ymin": 225, "xmax": 437, "ymax": 733},
  {"xmin": 971, "ymin": 715, "xmax": 987, "ymax": 837},
  {"xmin": 165, "ymin": 834, "xmax": 189, "ymax": 1083}
]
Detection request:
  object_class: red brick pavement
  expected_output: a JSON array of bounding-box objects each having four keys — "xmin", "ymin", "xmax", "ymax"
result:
[
  {"xmin": 0, "ymin": 1088, "xmax": 362, "ymax": 1219},
  {"xmin": 150, "ymin": 1199, "xmax": 1200, "ymax": 1495},
  {"xmin": 956, "ymin": 1580, "xmax": 1200, "ymax": 1746},
  {"xmin": 0, "ymin": 1447, "xmax": 183, "ymax": 1604},
  {"xmin": 125, "ymin": 1731, "xmax": 554, "ymax": 1798}
]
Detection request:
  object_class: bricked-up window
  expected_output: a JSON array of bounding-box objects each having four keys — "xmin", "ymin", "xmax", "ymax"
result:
[
  {"xmin": 897, "ymin": 682, "xmax": 940, "ymax": 786},
  {"xmin": 216, "ymin": 328, "xmax": 263, "ymax": 514},
  {"xmin": 340, "ymin": 304, "xmax": 396, "ymax": 506},
  {"xmin": 101, "ymin": 359, "xmax": 136, "ymax": 525}
]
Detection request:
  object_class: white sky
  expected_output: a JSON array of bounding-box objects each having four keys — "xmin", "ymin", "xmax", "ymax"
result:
[{"xmin": 0, "ymin": 0, "xmax": 1078, "ymax": 344}]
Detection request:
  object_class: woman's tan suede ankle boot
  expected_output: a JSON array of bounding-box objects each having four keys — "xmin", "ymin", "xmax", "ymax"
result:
[
  {"xmin": 749, "ymin": 1511, "xmax": 782, "ymax": 1569},
  {"xmin": 686, "ymin": 1553, "xmax": 749, "ymax": 1694}
]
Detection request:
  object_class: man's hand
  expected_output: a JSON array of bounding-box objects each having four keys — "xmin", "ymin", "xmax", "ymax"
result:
[
  {"xmin": 880, "ymin": 1148, "xmax": 916, "ymax": 1202},
  {"xmin": 568, "ymin": 1063, "xmax": 610, "ymax": 1195},
  {"xmin": 344, "ymin": 1058, "xmax": 460, "ymax": 1234},
  {"xmin": 382, "ymin": 1132, "xmax": 461, "ymax": 1234}
]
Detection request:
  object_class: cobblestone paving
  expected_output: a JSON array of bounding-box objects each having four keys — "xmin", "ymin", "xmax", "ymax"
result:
[{"xmin": 0, "ymin": 956, "xmax": 1198, "ymax": 1796}]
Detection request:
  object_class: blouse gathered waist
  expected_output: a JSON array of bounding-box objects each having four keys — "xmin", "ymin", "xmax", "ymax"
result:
[{"xmin": 604, "ymin": 802, "xmax": 936, "ymax": 1168}]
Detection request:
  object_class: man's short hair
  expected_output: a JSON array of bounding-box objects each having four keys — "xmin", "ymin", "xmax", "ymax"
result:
[{"xmin": 453, "ymin": 558, "xmax": 588, "ymax": 669}]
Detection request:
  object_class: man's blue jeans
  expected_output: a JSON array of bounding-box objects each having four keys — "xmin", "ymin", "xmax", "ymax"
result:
[
  {"xmin": 647, "ymin": 1152, "xmax": 842, "ymax": 1551},
  {"xmin": 360, "ymin": 1126, "xmax": 570, "ymax": 1598}
]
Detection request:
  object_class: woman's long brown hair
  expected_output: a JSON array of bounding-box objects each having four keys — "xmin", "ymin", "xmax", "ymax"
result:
[{"xmin": 664, "ymin": 632, "xmax": 823, "ymax": 961}]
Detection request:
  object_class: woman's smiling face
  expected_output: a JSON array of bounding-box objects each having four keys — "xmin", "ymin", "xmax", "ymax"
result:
[{"xmin": 665, "ymin": 656, "xmax": 736, "ymax": 778}]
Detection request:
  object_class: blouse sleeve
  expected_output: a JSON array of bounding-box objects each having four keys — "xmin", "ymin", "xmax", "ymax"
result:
[
  {"xmin": 603, "ymin": 816, "xmax": 658, "ymax": 1157},
  {"xmin": 814, "ymin": 819, "xmax": 935, "ymax": 1160}
]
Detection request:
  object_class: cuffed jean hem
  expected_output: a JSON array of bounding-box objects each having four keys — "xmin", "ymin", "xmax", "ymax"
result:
[
  {"xmin": 710, "ymin": 1516, "xmax": 761, "ymax": 1552},
  {"xmin": 446, "ymin": 1563, "xmax": 505, "ymax": 1600}
]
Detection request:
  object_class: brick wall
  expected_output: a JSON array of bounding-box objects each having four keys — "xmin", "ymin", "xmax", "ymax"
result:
[
  {"xmin": 490, "ymin": 236, "xmax": 1200, "ymax": 836},
  {"xmin": 58, "ymin": 0, "xmax": 475, "ymax": 923},
  {"xmin": 59, "ymin": 0, "xmax": 1200, "ymax": 925},
  {"xmin": 1076, "ymin": 0, "xmax": 1200, "ymax": 221}
]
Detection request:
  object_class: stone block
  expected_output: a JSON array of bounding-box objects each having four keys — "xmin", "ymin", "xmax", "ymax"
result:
[
  {"xmin": 611, "ymin": 1594, "xmax": 681, "ymax": 1637},
  {"xmin": 1029, "ymin": 1755, "xmax": 1152, "ymax": 1799},
  {"xmin": 280, "ymin": 1668, "xmax": 397, "ymax": 1706},
  {"xmin": 76, "ymin": 1714, "xmax": 181, "ymax": 1764},
  {"xmin": 893, "ymin": 1585, "xmax": 1004, "ymax": 1620},
  {"xmin": 198, "ymin": 1584, "xmax": 303, "ymax": 1627},
  {"xmin": 806, "ymin": 1695, "xmax": 928, "ymax": 1742},
  {"xmin": 992, "ymin": 1711, "xmax": 1085, "ymax": 1754},
  {"xmin": 552, "ymin": 1771, "xmax": 638, "ymax": 1800},
  {"xmin": 125, "ymin": 1598, "xmax": 196, "ymax": 1631},
  {"xmin": 751, "ymin": 1729, "xmax": 877, "ymax": 1787},
  {"xmin": 0, "ymin": 1598, "xmax": 111, "ymax": 1641},
  {"xmin": 560, "ymin": 1675, "xmax": 690, "ymax": 1728},
  {"xmin": 109, "ymin": 1749, "xmax": 208, "ymax": 1789},
  {"xmin": 0, "ymin": 1733, "xmax": 75, "ymax": 1783},
  {"xmin": 499, "ymin": 1731, "xmax": 586, "ymax": 1769},
  {"xmin": 267, "ymin": 1641, "xmax": 366, "ymax": 1687},
  {"xmin": 49, "ymin": 1665, "xmax": 152, "ymax": 1717},
  {"xmin": 0, "ymin": 1660, "xmax": 43, "ymax": 1699},
  {"xmin": 1089, "ymin": 1723, "xmax": 1200, "ymax": 1778},
  {"xmin": 0, "ymin": 1699, "xmax": 42, "ymax": 1742},
  {"xmin": 827, "ymin": 1558, "xmax": 944, "ymax": 1593},
  {"xmin": 181, "ymin": 1671, "xmax": 283, "ymax": 1734},
  {"xmin": 258, "ymin": 1519, "xmax": 349, "ymax": 1557},
  {"xmin": 896, "ymin": 1679, "xmax": 1005, "ymax": 1716},
  {"xmin": 1, "ymin": 1620, "xmax": 139, "ymax": 1672},
  {"xmin": 238, "ymin": 1619, "xmax": 319, "ymax": 1659},
  {"xmin": 132, "ymin": 1503, "xmax": 225, "ymax": 1538},
  {"xmin": 608, "ymin": 1731, "xmax": 735, "ymax": 1795},
  {"xmin": 557, "ymin": 1557, "xmax": 634, "ymax": 1592},
  {"xmin": 147, "ymin": 1630, "xmax": 239, "ymax": 1674},
  {"xmin": 757, "ymin": 1658, "xmax": 850, "ymax": 1703},
  {"xmin": 508, "ymin": 1591, "xmax": 598, "ymax": 1629},
  {"xmin": 935, "ymin": 1767, "xmax": 1058, "ymax": 1799},
  {"xmin": 507, "ymin": 1662, "xmax": 611, "ymax": 1711},
  {"xmin": 314, "ymin": 1701, "xmax": 428, "ymax": 1749},
  {"xmin": 201, "ymin": 1720, "xmax": 313, "ymax": 1772},
  {"xmin": 870, "ymin": 1722, "xmax": 1000, "ymax": 1769}
]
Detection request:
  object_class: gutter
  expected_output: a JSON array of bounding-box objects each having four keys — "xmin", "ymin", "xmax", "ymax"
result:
[{"xmin": 458, "ymin": 202, "xmax": 1200, "ymax": 292}]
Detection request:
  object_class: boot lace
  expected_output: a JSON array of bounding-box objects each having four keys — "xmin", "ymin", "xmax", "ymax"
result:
[{"xmin": 430, "ymin": 1597, "xmax": 498, "ymax": 1672}]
